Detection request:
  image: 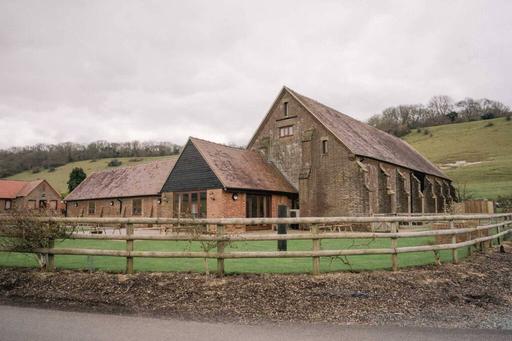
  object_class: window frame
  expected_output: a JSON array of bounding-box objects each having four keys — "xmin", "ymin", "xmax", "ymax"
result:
[
  {"xmin": 279, "ymin": 125, "xmax": 294, "ymax": 138},
  {"xmin": 132, "ymin": 198, "xmax": 142, "ymax": 216},
  {"xmin": 321, "ymin": 139, "xmax": 328, "ymax": 154},
  {"xmin": 283, "ymin": 101, "xmax": 289, "ymax": 117},
  {"xmin": 4, "ymin": 200, "xmax": 12, "ymax": 210},
  {"xmin": 88, "ymin": 201, "xmax": 95, "ymax": 215}
]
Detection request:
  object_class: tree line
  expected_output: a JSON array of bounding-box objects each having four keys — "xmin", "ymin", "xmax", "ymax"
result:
[
  {"xmin": 368, "ymin": 96, "xmax": 511, "ymax": 136},
  {"xmin": 0, "ymin": 140, "xmax": 181, "ymax": 178}
]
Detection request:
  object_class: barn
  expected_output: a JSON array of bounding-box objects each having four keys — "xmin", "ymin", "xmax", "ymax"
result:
[
  {"xmin": 161, "ymin": 137, "xmax": 297, "ymax": 229},
  {"xmin": 0, "ymin": 179, "xmax": 61, "ymax": 213},
  {"xmin": 65, "ymin": 159, "xmax": 176, "ymax": 218},
  {"xmin": 248, "ymin": 87, "xmax": 454, "ymax": 217}
]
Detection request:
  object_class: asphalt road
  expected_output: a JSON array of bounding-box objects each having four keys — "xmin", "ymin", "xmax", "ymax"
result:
[{"xmin": 0, "ymin": 304, "xmax": 511, "ymax": 341}]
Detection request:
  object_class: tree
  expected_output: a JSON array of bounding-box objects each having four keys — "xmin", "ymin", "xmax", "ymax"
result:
[
  {"xmin": 427, "ymin": 95, "xmax": 454, "ymax": 125},
  {"xmin": 446, "ymin": 111, "xmax": 458, "ymax": 123},
  {"xmin": 67, "ymin": 167, "xmax": 87, "ymax": 192}
]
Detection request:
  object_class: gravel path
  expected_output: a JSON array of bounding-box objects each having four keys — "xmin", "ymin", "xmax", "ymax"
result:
[{"xmin": 0, "ymin": 250, "xmax": 511, "ymax": 329}]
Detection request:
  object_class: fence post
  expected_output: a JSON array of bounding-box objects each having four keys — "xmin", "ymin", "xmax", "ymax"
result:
[
  {"xmin": 217, "ymin": 224, "xmax": 225, "ymax": 277},
  {"xmin": 391, "ymin": 222, "xmax": 399, "ymax": 271},
  {"xmin": 311, "ymin": 224, "xmax": 320, "ymax": 276},
  {"xmin": 450, "ymin": 220, "xmax": 458, "ymax": 264},
  {"xmin": 46, "ymin": 237, "xmax": 55, "ymax": 272},
  {"xmin": 126, "ymin": 223, "xmax": 134, "ymax": 274}
]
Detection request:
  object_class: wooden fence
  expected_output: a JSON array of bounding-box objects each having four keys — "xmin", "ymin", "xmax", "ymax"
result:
[{"xmin": 0, "ymin": 213, "xmax": 511, "ymax": 276}]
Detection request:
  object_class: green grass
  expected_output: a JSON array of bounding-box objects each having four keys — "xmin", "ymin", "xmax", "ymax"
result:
[
  {"xmin": 0, "ymin": 235, "xmax": 471, "ymax": 274},
  {"xmin": 7, "ymin": 155, "xmax": 178, "ymax": 196},
  {"xmin": 404, "ymin": 117, "xmax": 512, "ymax": 199}
]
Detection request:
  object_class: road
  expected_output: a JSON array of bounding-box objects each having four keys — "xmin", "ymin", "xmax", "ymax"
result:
[{"xmin": 0, "ymin": 304, "xmax": 511, "ymax": 341}]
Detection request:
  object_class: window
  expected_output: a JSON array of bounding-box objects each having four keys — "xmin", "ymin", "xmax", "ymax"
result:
[
  {"xmin": 4, "ymin": 200, "xmax": 12, "ymax": 210},
  {"xmin": 246, "ymin": 194, "xmax": 271, "ymax": 218},
  {"xmin": 50, "ymin": 200, "xmax": 58, "ymax": 210},
  {"xmin": 279, "ymin": 125, "xmax": 294, "ymax": 138},
  {"xmin": 132, "ymin": 199, "xmax": 142, "ymax": 216},
  {"xmin": 283, "ymin": 102, "xmax": 289, "ymax": 116},
  {"xmin": 173, "ymin": 192, "xmax": 207, "ymax": 218},
  {"xmin": 322, "ymin": 139, "xmax": 328, "ymax": 154},
  {"xmin": 39, "ymin": 200, "xmax": 47, "ymax": 209},
  {"xmin": 88, "ymin": 201, "xmax": 95, "ymax": 215}
]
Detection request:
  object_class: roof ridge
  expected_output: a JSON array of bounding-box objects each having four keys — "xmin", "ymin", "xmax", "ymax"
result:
[{"xmin": 189, "ymin": 136, "xmax": 245, "ymax": 151}]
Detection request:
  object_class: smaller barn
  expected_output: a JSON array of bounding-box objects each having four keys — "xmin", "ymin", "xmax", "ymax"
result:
[
  {"xmin": 0, "ymin": 179, "xmax": 61, "ymax": 213},
  {"xmin": 161, "ymin": 137, "xmax": 298, "ymax": 230},
  {"xmin": 65, "ymin": 159, "xmax": 176, "ymax": 218}
]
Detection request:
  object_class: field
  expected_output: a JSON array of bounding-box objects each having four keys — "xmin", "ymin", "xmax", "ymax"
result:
[
  {"xmin": 0, "ymin": 235, "xmax": 471, "ymax": 274},
  {"xmin": 8, "ymin": 155, "xmax": 178, "ymax": 196},
  {"xmin": 404, "ymin": 117, "xmax": 512, "ymax": 199}
]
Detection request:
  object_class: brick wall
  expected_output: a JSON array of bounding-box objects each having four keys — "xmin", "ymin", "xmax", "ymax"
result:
[{"xmin": 66, "ymin": 196, "xmax": 164, "ymax": 217}]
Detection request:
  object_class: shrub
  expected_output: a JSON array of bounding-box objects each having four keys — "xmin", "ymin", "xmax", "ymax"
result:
[
  {"xmin": 506, "ymin": 115, "xmax": 511, "ymax": 121},
  {"xmin": 108, "ymin": 159, "xmax": 122, "ymax": 167},
  {"xmin": 31, "ymin": 167, "xmax": 41, "ymax": 174},
  {"xmin": 0, "ymin": 211, "xmax": 75, "ymax": 268},
  {"xmin": 48, "ymin": 167, "xmax": 56, "ymax": 173},
  {"xmin": 481, "ymin": 112, "xmax": 495, "ymax": 120},
  {"xmin": 484, "ymin": 122, "xmax": 494, "ymax": 128},
  {"xmin": 423, "ymin": 129, "xmax": 430, "ymax": 135},
  {"xmin": 416, "ymin": 128, "xmax": 421, "ymax": 133},
  {"xmin": 129, "ymin": 158, "xmax": 143, "ymax": 162}
]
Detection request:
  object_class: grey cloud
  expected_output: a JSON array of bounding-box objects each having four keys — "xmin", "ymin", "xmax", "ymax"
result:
[{"xmin": 0, "ymin": 0, "xmax": 511, "ymax": 148}]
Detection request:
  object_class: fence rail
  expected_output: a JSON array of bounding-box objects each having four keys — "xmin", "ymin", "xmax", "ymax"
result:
[{"xmin": 0, "ymin": 213, "xmax": 511, "ymax": 276}]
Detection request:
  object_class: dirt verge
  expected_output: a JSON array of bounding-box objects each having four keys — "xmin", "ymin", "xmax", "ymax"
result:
[{"xmin": 1, "ymin": 250, "xmax": 511, "ymax": 329}]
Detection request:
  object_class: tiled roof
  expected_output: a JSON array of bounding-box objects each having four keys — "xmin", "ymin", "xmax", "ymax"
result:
[
  {"xmin": 0, "ymin": 179, "xmax": 45, "ymax": 199},
  {"xmin": 285, "ymin": 87, "xmax": 448, "ymax": 179},
  {"xmin": 65, "ymin": 159, "xmax": 177, "ymax": 201},
  {"xmin": 190, "ymin": 137, "xmax": 297, "ymax": 193}
]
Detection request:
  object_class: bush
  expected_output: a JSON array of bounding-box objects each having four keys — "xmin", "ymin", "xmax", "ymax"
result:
[
  {"xmin": 481, "ymin": 112, "xmax": 495, "ymax": 120},
  {"xmin": 67, "ymin": 167, "xmax": 87, "ymax": 192},
  {"xmin": 0, "ymin": 211, "xmax": 74, "ymax": 268},
  {"xmin": 484, "ymin": 122, "xmax": 494, "ymax": 128},
  {"xmin": 31, "ymin": 167, "xmax": 41, "ymax": 174},
  {"xmin": 416, "ymin": 128, "xmax": 421, "ymax": 133},
  {"xmin": 506, "ymin": 115, "xmax": 511, "ymax": 121},
  {"xmin": 48, "ymin": 167, "xmax": 56, "ymax": 173},
  {"xmin": 423, "ymin": 129, "xmax": 430, "ymax": 135},
  {"xmin": 129, "ymin": 158, "xmax": 143, "ymax": 162},
  {"xmin": 108, "ymin": 159, "xmax": 122, "ymax": 167}
]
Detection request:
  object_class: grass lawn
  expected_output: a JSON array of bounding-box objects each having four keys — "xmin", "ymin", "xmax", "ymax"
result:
[
  {"xmin": 7, "ymin": 155, "xmax": 178, "ymax": 196},
  {"xmin": 0, "ymin": 234, "xmax": 474, "ymax": 274},
  {"xmin": 403, "ymin": 117, "xmax": 512, "ymax": 199}
]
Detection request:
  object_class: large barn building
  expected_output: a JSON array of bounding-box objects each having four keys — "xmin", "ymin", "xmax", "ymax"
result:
[{"xmin": 247, "ymin": 87, "xmax": 453, "ymax": 216}]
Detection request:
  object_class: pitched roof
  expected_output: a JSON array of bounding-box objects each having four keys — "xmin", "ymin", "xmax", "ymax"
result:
[
  {"xmin": 65, "ymin": 159, "xmax": 177, "ymax": 201},
  {"xmin": 0, "ymin": 179, "xmax": 45, "ymax": 199},
  {"xmin": 252, "ymin": 87, "xmax": 447, "ymax": 179},
  {"xmin": 190, "ymin": 137, "xmax": 297, "ymax": 193}
]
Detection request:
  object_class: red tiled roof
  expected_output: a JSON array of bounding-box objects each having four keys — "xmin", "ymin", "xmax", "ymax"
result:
[
  {"xmin": 190, "ymin": 137, "xmax": 297, "ymax": 193},
  {"xmin": 284, "ymin": 87, "xmax": 448, "ymax": 179},
  {"xmin": 65, "ymin": 159, "xmax": 177, "ymax": 201},
  {"xmin": 0, "ymin": 179, "xmax": 45, "ymax": 199}
]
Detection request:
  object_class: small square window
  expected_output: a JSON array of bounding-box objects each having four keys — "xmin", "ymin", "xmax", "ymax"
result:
[{"xmin": 279, "ymin": 125, "xmax": 294, "ymax": 138}]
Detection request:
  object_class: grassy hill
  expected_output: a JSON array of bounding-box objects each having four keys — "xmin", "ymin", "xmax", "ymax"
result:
[
  {"xmin": 404, "ymin": 117, "xmax": 512, "ymax": 200},
  {"xmin": 8, "ymin": 155, "xmax": 178, "ymax": 196}
]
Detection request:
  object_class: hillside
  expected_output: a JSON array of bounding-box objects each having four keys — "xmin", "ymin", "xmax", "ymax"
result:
[
  {"xmin": 404, "ymin": 117, "xmax": 512, "ymax": 200},
  {"xmin": 7, "ymin": 155, "xmax": 178, "ymax": 196}
]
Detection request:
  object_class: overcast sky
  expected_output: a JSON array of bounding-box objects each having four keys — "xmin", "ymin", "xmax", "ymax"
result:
[{"xmin": 1, "ymin": 0, "xmax": 511, "ymax": 149}]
